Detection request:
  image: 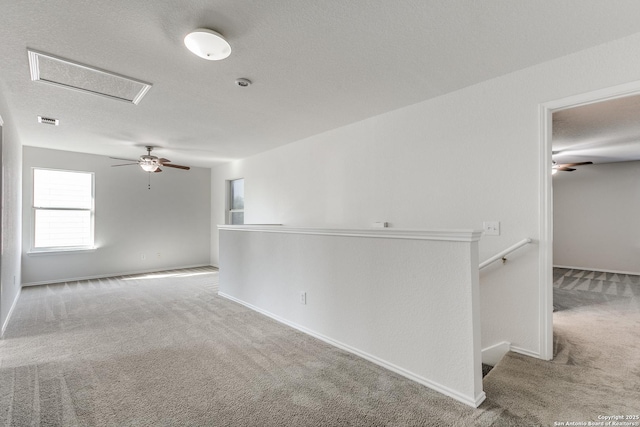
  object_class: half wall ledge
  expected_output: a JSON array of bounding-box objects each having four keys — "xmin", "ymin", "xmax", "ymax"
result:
[{"xmin": 217, "ymin": 225, "xmax": 483, "ymax": 242}]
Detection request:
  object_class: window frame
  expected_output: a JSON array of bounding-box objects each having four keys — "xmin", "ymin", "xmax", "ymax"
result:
[
  {"xmin": 227, "ymin": 178, "xmax": 244, "ymax": 225},
  {"xmin": 30, "ymin": 167, "xmax": 96, "ymax": 254}
]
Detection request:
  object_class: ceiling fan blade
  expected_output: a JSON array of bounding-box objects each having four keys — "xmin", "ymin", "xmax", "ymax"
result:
[
  {"xmin": 162, "ymin": 163, "xmax": 191, "ymax": 170},
  {"xmin": 109, "ymin": 156, "xmax": 139, "ymax": 162},
  {"xmin": 560, "ymin": 162, "xmax": 593, "ymax": 167},
  {"xmin": 154, "ymin": 167, "xmax": 162, "ymax": 173},
  {"xmin": 157, "ymin": 158, "xmax": 171, "ymax": 164},
  {"xmin": 557, "ymin": 167, "xmax": 576, "ymax": 172},
  {"xmin": 111, "ymin": 163, "xmax": 139, "ymax": 167}
]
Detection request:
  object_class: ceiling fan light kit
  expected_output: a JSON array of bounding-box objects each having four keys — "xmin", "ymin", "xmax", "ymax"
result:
[
  {"xmin": 110, "ymin": 146, "xmax": 191, "ymax": 188},
  {"xmin": 140, "ymin": 162, "xmax": 159, "ymax": 172},
  {"xmin": 184, "ymin": 29, "xmax": 231, "ymax": 60}
]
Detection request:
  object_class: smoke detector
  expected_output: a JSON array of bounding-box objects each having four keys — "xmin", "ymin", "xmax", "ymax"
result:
[{"xmin": 235, "ymin": 78, "xmax": 252, "ymax": 87}]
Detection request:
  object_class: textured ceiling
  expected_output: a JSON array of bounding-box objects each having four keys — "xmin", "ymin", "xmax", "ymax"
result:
[
  {"xmin": 3, "ymin": 1, "xmax": 640, "ymax": 167},
  {"xmin": 553, "ymin": 94, "xmax": 640, "ymax": 165}
]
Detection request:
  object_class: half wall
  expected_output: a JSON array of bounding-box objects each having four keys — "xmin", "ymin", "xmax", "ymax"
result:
[{"xmin": 218, "ymin": 225, "xmax": 484, "ymax": 407}]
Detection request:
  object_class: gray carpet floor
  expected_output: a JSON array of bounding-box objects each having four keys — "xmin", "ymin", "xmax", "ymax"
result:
[
  {"xmin": 482, "ymin": 268, "xmax": 640, "ymax": 425},
  {"xmin": 0, "ymin": 266, "xmax": 638, "ymax": 426}
]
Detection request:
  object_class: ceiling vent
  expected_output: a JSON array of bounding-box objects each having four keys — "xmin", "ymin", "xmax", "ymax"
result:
[
  {"xmin": 37, "ymin": 116, "xmax": 59, "ymax": 126},
  {"xmin": 28, "ymin": 50, "xmax": 152, "ymax": 105}
]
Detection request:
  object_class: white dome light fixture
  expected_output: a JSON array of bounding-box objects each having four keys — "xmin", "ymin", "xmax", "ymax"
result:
[{"xmin": 184, "ymin": 29, "xmax": 231, "ymax": 60}]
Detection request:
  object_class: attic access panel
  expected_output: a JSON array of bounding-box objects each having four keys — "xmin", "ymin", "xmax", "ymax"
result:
[{"xmin": 28, "ymin": 50, "xmax": 152, "ymax": 104}]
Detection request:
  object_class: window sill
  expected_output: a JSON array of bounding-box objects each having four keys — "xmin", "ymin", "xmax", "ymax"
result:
[{"xmin": 28, "ymin": 247, "xmax": 97, "ymax": 256}]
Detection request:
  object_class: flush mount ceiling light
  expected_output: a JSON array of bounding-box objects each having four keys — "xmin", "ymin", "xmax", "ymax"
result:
[{"xmin": 184, "ymin": 29, "xmax": 231, "ymax": 60}]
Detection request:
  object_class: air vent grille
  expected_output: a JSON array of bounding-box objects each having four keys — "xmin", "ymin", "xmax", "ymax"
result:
[
  {"xmin": 28, "ymin": 50, "xmax": 152, "ymax": 105},
  {"xmin": 37, "ymin": 116, "xmax": 59, "ymax": 126}
]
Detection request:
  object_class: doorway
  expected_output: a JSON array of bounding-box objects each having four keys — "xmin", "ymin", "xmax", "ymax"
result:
[{"xmin": 539, "ymin": 80, "xmax": 640, "ymax": 360}]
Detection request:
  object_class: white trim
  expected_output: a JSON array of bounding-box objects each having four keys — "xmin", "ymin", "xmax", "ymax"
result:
[
  {"xmin": 21, "ymin": 264, "xmax": 213, "ymax": 287},
  {"xmin": 218, "ymin": 225, "xmax": 483, "ymax": 242},
  {"xmin": 219, "ymin": 291, "xmax": 486, "ymax": 408},
  {"xmin": 538, "ymin": 102, "xmax": 554, "ymax": 361},
  {"xmin": 543, "ymin": 80, "xmax": 640, "ymax": 111},
  {"xmin": 539, "ymin": 79, "xmax": 640, "ymax": 362},
  {"xmin": 0, "ymin": 114, "xmax": 4, "ymax": 126},
  {"xmin": 510, "ymin": 345, "xmax": 541, "ymax": 359},
  {"xmin": 481, "ymin": 341, "xmax": 511, "ymax": 366},
  {"xmin": 28, "ymin": 247, "xmax": 97, "ymax": 255},
  {"xmin": 1, "ymin": 287, "xmax": 21, "ymax": 338},
  {"xmin": 553, "ymin": 264, "xmax": 640, "ymax": 277}
]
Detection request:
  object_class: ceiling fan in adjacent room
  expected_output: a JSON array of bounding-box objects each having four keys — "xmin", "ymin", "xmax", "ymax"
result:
[
  {"xmin": 110, "ymin": 146, "xmax": 191, "ymax": 173},
  {"xmin": 552, "ymin": 160, "xmax": 592, "ymax": 174}
]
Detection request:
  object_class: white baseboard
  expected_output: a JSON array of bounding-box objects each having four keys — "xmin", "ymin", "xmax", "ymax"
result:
[
  {"xmin": 219, "ymin": 291, "xmax": 486, "ymax": 408},
  {"xmin": 481, "ymin": 343, "xmax": 545, "ymax": 365},
  {"xmin": 481, "ymin": 341, "xmax": 511, "ymax": 366},
  {"xmin": 510, "ymin": 345, "xmax": 541, "ymax": 359},
  {"xmin": 21, "ymin": 264, "xmax": 214, "ymax": 287},
  {"xmin": 1, "ymin": 287, "xmax": 21, "ymax": 338},
  {"xmin": 553, "ymin": 264, "xmax": 640, "ymax": 276}
]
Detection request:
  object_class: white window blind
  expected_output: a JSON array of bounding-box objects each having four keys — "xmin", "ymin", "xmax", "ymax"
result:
[{"xmin": 33, "ymin": 168, "xmax": 94, "ymax": 250}]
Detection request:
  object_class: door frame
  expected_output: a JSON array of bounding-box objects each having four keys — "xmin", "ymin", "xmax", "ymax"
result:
[{"xmin": 538, "ymin": 80, "xmax": 640, "ymax": 360}]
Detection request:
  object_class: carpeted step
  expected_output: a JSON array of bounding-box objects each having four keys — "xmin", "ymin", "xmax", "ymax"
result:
[
  {"xmin": 481, "ymin": 363, "xmax": 494, "ymax": 377},
  {"xmin": 482, "ymin": 351, "xmax": 640, "ymax": 425}
]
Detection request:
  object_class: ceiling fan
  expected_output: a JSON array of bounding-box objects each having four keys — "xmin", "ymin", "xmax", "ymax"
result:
[
  {"xmin": 552, "ymin": 160, "xmax": 592, "ymax": 173},
  {"xmin": 110, "ymin": 146, "xmax": 191, "ymax": 173}
]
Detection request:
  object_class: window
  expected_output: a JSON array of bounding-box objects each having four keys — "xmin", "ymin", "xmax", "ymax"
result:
[
  {"xmin": 32, "ymin": 168, "xmax": 94, "ymax": 251},
  {"xmin": 228, "ymin": 178, "xmax": 244, "ymax": 225}
]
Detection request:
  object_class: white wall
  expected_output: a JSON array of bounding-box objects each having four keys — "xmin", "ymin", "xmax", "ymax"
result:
[
  {"xmin": 554, "ymin": 161, "xmax": 640, "ymax": 274},
  {"xmin": 219, "ymin": 226, "xmax": 484, "ymax": 407},
  {"xmin": 211, "ymin": 31, "xmax": 640, "ymax": 358},
  {"xmin": 0, "ymin": 98, "xmax": 23, "ymax": 335},
  {"xmin": 22, "ymin": 147, "xmax": 211, "ymax": 285}
]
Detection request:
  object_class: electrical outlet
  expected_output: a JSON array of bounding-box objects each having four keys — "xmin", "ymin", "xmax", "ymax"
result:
[
  {"xmin": 483, "ymin": 221, "xmax": 500, "ymax": 236},
  {"xmin": 300, "ymin": 291, "xmax": 307, "ymax": 305}
]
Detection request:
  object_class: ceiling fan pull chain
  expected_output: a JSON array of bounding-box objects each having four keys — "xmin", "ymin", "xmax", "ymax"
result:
[{"xmin": 148, "ymin": 172, "xmax": 151, "ymax": 190}]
